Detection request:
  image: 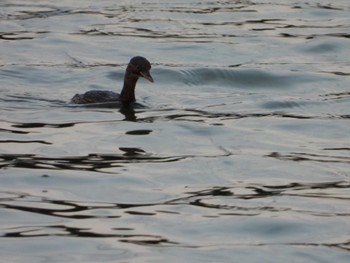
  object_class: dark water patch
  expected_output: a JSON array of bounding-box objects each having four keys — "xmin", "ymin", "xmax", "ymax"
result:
[
  {"xmin": 316, "ymin": 3, "xmax": 346, "ymax": 11},
  {"xmin": 0, "ymin": 128, "xmax": 29, "ymax": 134},
  {"xmin": 138, "ymin": 108, "xmax": 337, "ymax": 124},
  {"xmin": 267, "ymin": 152, "xmax": 350, "ymax": 164},
  {"xmin": 125, "ymin": 129, "xmax": 152, "ymax": 135},
  {"xmin": 320, "ymin": 71, "xmax": 350, "ymax": 76},
  {"xmin": 0, "ymin": 201, "xmax": 116, "ymax": 221},
  {"xmin": 321, "ymin": 92, "xmax": 350, "ymax": 100},
  {"xmin": 324, "ymin": 147, "xmax": 350, "ymax": 151},
  {"xmin": 1, "ymin": 180, "xmax": 348, "ymax": 238},
  {"xmin": 120, "ymin": 237, "xmax": 178, "ymax": 246},
  {"xmin": 263, "ymin": 181, "xmax": 349, "ymax": 190},
  {"xmin": 0, "ymin": 190, "xmax": 176, "ymax": 241},
  {"xmin": 0, "ymin": 140, "xmax": 51, "ymax": 145},
  {"xmin": 1, "ymin": 4, "xmax": 62, "ymax": 20},
  {"xmin": 12, "ymin": 122, "xmax": 75, "ymax": 129},
  {"xmin": 1, "ymin": 5, "xmax": 119, "ymax": 21},
  {"xmin": 181, "ymin": 181, "xmax": 350, "ymax": 213},
  {"xmin": 0, "ymin": 150, "xmax": 232, "ymax": 172},
  {"xmin": 125, "ymin": 211, "xmax": 155, "ymax": 216},
  {"xmin": 0, "ymin": 153, "xmax": 123, "ymax": 171},
  {"xmin": 77, "ymin": 27, "xmax": 239, "ymax": 41},
  {"xmin": 162, "ymin": 5, "xmax": 248, "ymax": 15},
  {"xmin": 0, "ymin": 31, "xmax": 49, "ymax": 40},
  {"xmin": 0, "ymin": 146, "xmax": 234, "ymax": 171},
  {"xmin": 3, "ymin": 222, "xmax": 176, "ymax": 246},
  {"xmin": 280, "ymin": 33, "xmax": 350, "ymax": 40}
]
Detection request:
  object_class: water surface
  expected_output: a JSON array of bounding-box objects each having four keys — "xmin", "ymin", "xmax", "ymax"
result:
[{"xmin": 1, "ymin": 0, "xmax": 350, "ymax": 262}]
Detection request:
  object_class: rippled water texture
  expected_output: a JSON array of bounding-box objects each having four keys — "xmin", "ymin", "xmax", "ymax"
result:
[{"xmin": 1, "ymin": 0, "xmax": 350, "ymax": 262}]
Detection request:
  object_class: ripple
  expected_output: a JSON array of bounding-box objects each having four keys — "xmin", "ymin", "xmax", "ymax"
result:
[
  {"xmin": 0, "ymin": 140, "xmax": 51, "ymax": 145},
  {"xmin": 0, "ymin": 30, "xmax": 49, "ymax": 40},
  {"xmin": 156, "ymin": 67, "xmax": 334, "ymax": 89},
  {"xmin": 1, "ymin": 180, "xmax": 349, "ymax": 242},
  {"xmin": 0, "ymin": 148, "xmax": 232, "ymax": 172},
  {"xmin": 267, "ymin": 152, "xmax": 350, "ymax": 164},
  {"xmin": 261, "ymin": 100, "xmax": 303, "ymax": 110},
  {"xmin": 321, "ymin": 92, "xmax": 350, "ymax": 100}
]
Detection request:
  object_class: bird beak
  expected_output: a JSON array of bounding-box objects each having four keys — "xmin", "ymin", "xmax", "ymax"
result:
[{"xmin": 140, "ymin": 71, "xmax": 154, "ymax": 83}]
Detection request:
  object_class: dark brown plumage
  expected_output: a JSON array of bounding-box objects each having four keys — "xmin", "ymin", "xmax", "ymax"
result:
[{"xmin": 71, "ymin": 56, "xmax": 153, "ymax": 107}]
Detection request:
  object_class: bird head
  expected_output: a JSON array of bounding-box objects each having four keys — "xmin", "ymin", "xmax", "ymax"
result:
[{"xmin": 127, "ymin": 56, "xmax": 154, "ymax": 83}]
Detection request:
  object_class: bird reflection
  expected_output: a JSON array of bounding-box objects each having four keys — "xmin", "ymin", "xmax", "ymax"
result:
[
  {"xmin": 119, "ymin": 147, "xmax": 146, "ymax": 156},
  {"xmin": 120, "ymin": 106, "xmax": 137, "ymax": 121}
]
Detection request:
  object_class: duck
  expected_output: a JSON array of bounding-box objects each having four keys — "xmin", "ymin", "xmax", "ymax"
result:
[{"xmin": 70, "ymin": 56, "xmax": 153, "ymax": 107}]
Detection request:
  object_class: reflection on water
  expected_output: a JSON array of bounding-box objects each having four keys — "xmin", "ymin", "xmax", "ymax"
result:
[
  {"xmin": 1, "ymin": 0, "xmax": 350, "ymax": 262},
  {"xmin": 0, "ymin": 151, "xmax": 186, "ymax": 171},
  {"xmin": 1, "ymin": 181, "xmax": 349, "ymax": 249}
]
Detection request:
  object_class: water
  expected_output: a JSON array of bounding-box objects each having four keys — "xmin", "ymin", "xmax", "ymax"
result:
[{"xmin": 1, "ymin": 0, "xmax": 350, "ymax": 262}]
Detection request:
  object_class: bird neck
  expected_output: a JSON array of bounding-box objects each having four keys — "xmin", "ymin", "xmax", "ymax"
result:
[{"xmin": 120, "ymin": 71, "xmax": 138, "ymax": 105}]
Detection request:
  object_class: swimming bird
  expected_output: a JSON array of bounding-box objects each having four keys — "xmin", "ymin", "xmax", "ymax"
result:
[{"xmin": 71, "ymin": 56, "xmax": 153, "ymax": 107}]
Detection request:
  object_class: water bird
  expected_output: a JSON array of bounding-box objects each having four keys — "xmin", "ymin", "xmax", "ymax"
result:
[{"xmin": 71, "ymin": 56, "xmax": 153, "ymax": 107}]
